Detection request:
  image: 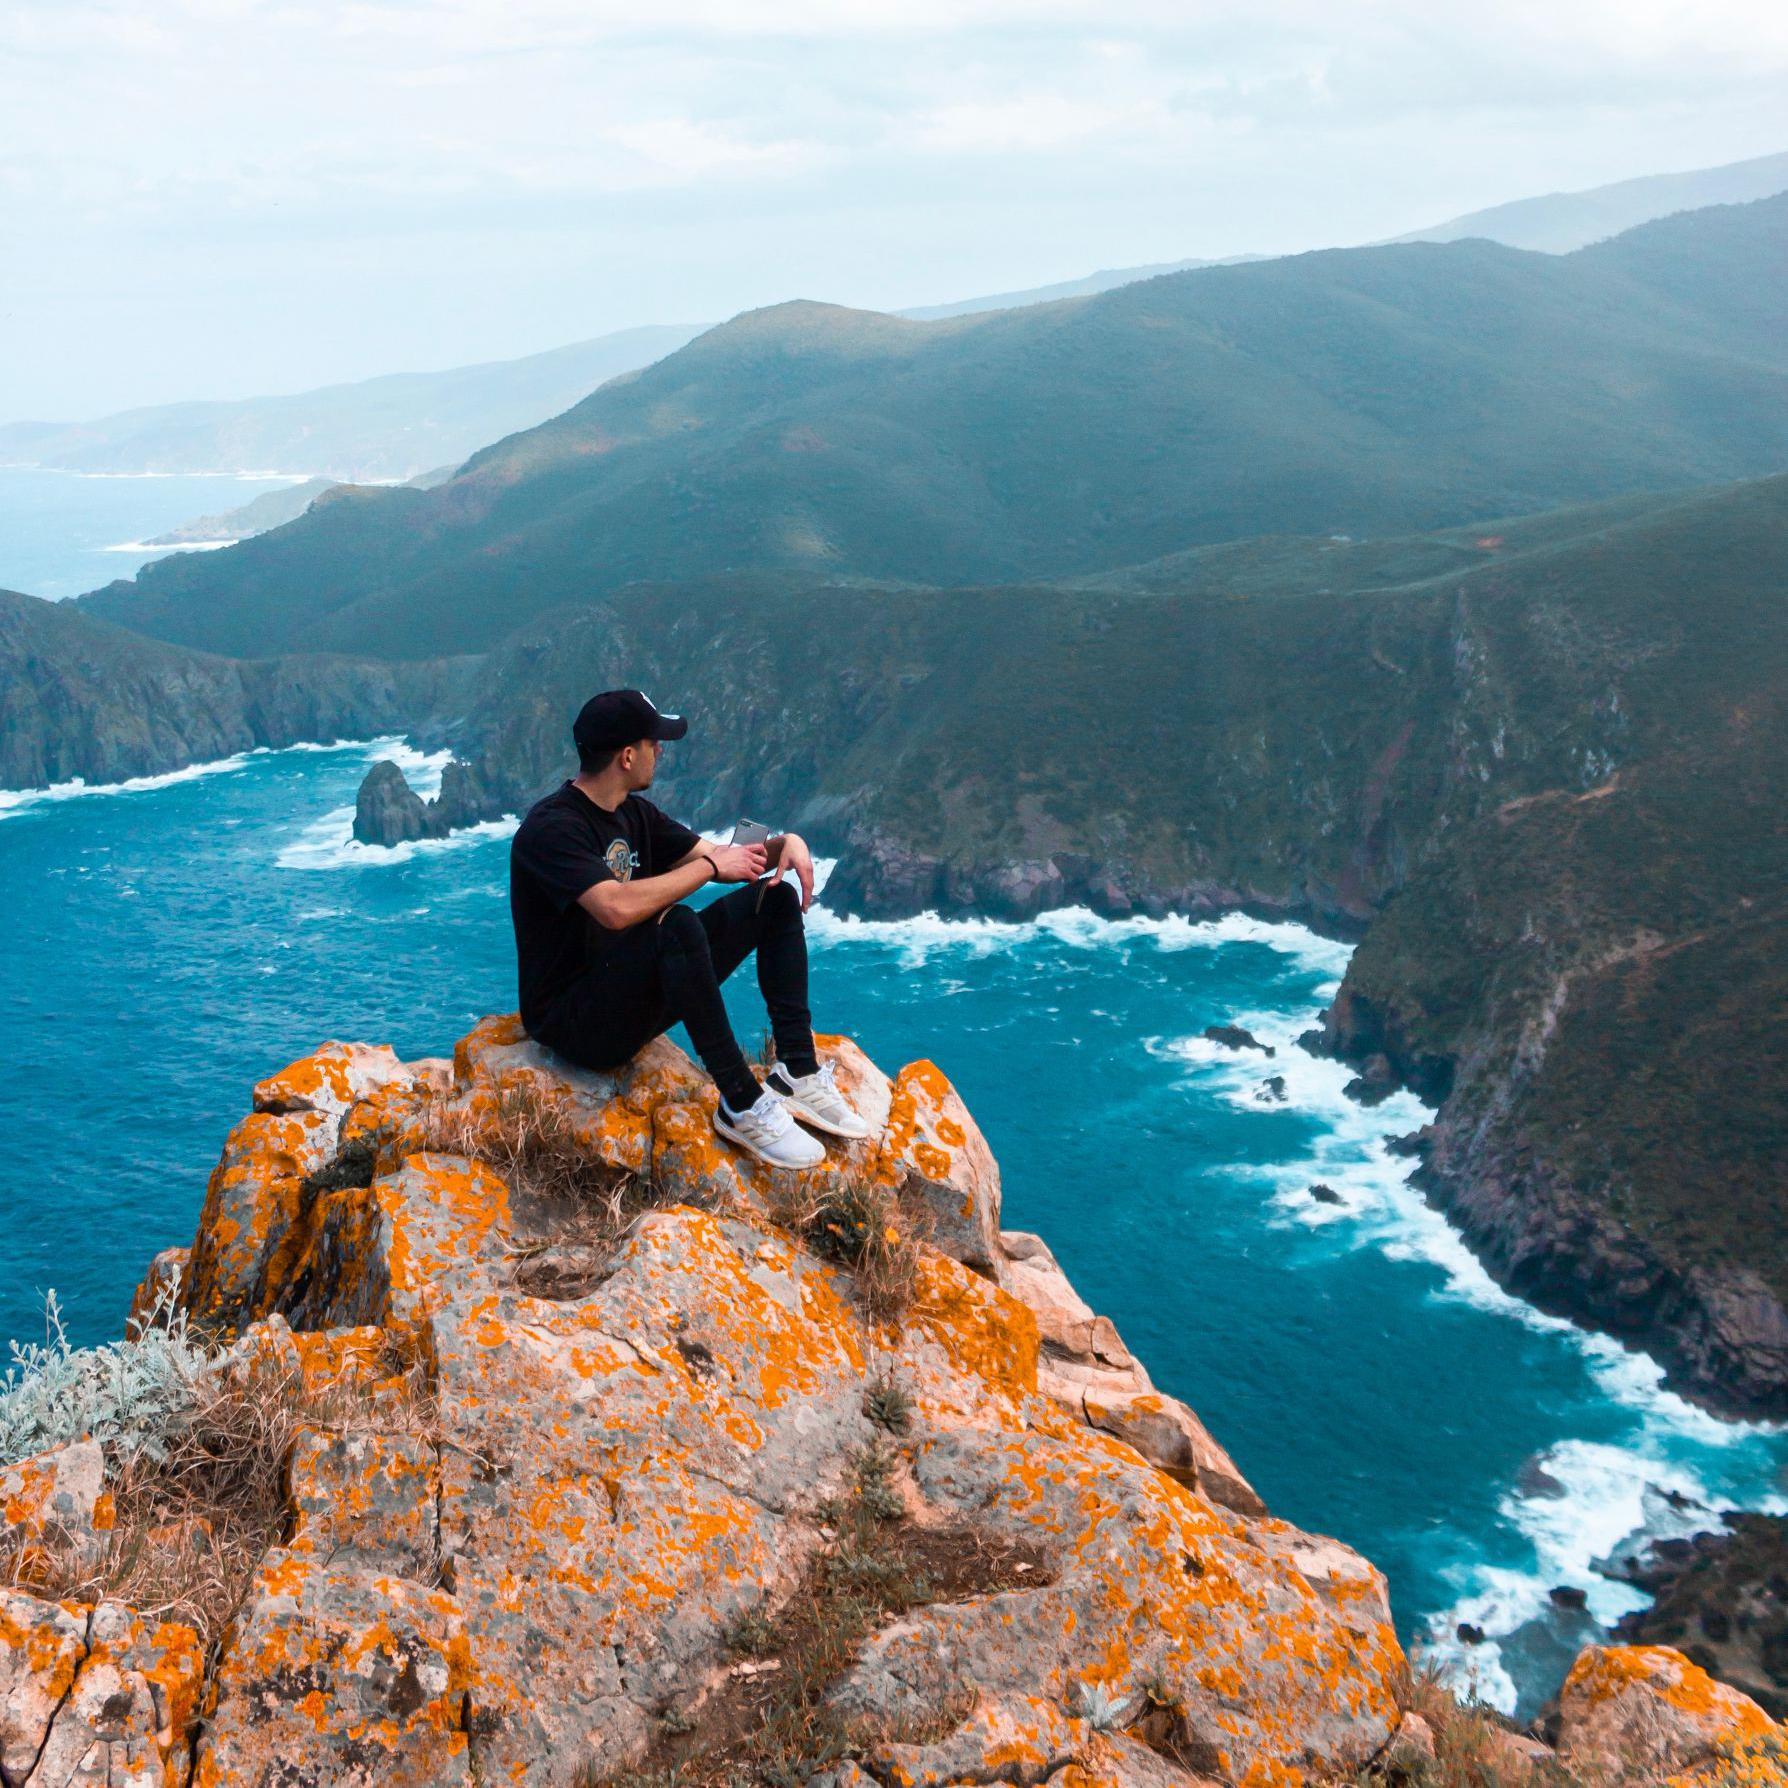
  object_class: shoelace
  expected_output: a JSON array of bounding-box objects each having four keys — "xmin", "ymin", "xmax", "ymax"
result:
[{"xmin": 744, "ymin": 1091, "xmax": 794, "ymax": 1135}]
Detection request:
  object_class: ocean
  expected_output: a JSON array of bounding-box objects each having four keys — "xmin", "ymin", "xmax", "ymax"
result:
[
  {"xmin": 0, "ymin": 465, "xmax": 309, "ymax": 599},
  {"xmin": 2, "ymin": 738, "xmax": 1783, "ymax": 1719}
]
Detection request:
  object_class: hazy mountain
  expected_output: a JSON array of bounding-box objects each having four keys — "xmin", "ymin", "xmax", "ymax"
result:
[
  {"xmin": 15, "ymin": 151, "xmax": 1781, "ymax": 486},
  {"xmin": 145, "ymin": 466, "xmax": 452, "ymax": 546},
  {"xmin": 1394, "ymin": 147, "xmax": 1788, "ymax": 252},
  {"xmin": 81, "ymin": 195, "xmax": 1788, "ymax": 660},
  {"xmin": 908, "ymin": 148, "xmax": 1787, "ymax": 315},
  {"xmin": 0, "ymin": 324, "xmax": 703, "ymax": 481},
  {"xmin": 898, "ymin": 256, "xmax": 1260, "ymax": 318}
]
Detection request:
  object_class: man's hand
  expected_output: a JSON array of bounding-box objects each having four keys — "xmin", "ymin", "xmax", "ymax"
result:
[
  {"xmin": 707, "ymin": 841, "xmax": 769, "ymax": 884},
  {"xmin": 767, "ymin": 832, "xmax": 817, "ymax": 912}
]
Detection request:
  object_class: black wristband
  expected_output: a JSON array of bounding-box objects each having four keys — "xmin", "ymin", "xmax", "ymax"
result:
[{"xmin": 705, "ymin": 855, "xmax": 719, "ymax": 883}]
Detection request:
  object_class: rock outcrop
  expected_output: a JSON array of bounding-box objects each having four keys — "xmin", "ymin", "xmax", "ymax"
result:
[
  {"xmin": 1553, "ymin": 1645, "xmax": 1786, "ymax": 1784},
  {"xmin": 1610, "ymin": 1515, "xmax": 1788, "ymax": 1719},
  {"xmin": 4, "ymin": 1020, "xmax": 1414, "ymax": 1787},
  {"xmin": 7, "ymin": 1023, "xmax": 1788, "ymax": 1785},
  {"xmin": 350, "ymin": 758, "xmax": 493, "ymax": 847}
]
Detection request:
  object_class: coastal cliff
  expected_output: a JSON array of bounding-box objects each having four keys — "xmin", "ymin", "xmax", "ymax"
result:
[
  {"xmin": 5, "ymin": 1023, "xmax": 1782, "ymax": 1785},
  {"xmin": 0, "ymin": 587, "xmax": 476, "ymax": 793},
  {"xmin": 8, "ymin": 479, "xmax": 1783, "ymax": 1422},
  {"xmin": 357, "ymin": 477, "xmax": 1786, "ymax": 1419},
  {"xmin": 6, "ymin": 1022, "xmax": 1782, "ymax": 1786}
]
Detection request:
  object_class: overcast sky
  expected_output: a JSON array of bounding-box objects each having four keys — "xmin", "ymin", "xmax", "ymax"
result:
[{"xmin": 4, "ymin": 0, "xmax": 1786, "ymax": 419}]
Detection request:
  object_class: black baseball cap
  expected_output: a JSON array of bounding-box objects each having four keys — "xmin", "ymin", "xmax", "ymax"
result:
[{"xmin": 573, "ymin": 689, "xmax": 689, "ymax": 755}]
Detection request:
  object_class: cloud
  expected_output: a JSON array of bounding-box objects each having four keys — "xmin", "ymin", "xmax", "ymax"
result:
[{"xmin": 3, "ymin": 0, "xmax": 1785, "ymax": 415}]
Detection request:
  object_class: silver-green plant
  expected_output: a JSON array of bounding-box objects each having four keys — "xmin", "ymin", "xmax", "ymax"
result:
[
  {"xmin": 1072, "ymin": 1679, "xmax": 1131, "ymax": 1733},
  {"xmin": 0, "ymin": 1286, "xmax": 210, "ymax": 1471}
]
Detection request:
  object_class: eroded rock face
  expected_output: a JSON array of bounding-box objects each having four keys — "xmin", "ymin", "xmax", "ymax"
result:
[
  {"xmin": 5, "ymin": 1020, "xmax": 1409, "ymax": 1788},
  {"xmin": 1555, "ymin": 1644, "xmax": 1783, "ymax": 1784}
]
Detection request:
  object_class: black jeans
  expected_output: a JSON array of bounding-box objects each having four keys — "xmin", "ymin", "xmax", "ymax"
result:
[{"xmin": 533, "ymin": 881, "xmax": 819, "ymax": 1112}]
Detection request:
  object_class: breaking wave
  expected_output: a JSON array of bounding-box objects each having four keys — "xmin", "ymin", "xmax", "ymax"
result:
[{"xmin": 0, "ymin": 753, "xmax": 253, "ymax": 820}]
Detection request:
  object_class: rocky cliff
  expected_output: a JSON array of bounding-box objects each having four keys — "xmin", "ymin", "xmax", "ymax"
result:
[
  {"xmin": 5, "ymin": 1023, "xmax": 1782, "ymax": 1786},
  {"xmin": 8, "ymin": 482, "xmax": 1782, "ymax": 1425},
  {"xmin": 0, "ymin": 588, "xmax": 477, "ymax": 792}
]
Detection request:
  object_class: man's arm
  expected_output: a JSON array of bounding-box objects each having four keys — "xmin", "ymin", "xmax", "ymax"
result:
[{"xmin": 580, "ymin": 840, "xmax": 767, "ymax": 931}]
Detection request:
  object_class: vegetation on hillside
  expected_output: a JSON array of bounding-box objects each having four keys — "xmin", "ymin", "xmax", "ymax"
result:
[{"xmin": 77, "ymin": 196, "xmax": 1788, "ymax": 659}]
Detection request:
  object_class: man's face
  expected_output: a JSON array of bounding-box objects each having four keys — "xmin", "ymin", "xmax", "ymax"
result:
[{"xmin": 625, "ymin": 737, "xmax": 663, "ymax": 791}]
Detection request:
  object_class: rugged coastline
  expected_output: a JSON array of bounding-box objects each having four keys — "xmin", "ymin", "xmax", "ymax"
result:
[
  {"xmin": 8, "ymin": 477, "xmax": 1783, "ymax": 1427},
  {"xmin": 5, "ymin": 1019, "xmax": 1782, "ymax": 1786}
]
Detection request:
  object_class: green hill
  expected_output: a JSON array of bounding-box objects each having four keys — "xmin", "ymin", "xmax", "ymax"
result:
[
  {"xmin": 0, "ymin": 587, "xmax": 460, "ymax": 789},
  {"xmin": 79, "ymin": 196, "xmax": 1788, "ymax": 661}
]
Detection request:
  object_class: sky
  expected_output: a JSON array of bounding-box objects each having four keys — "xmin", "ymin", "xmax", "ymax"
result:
[{"xmin": 3, "ymin": 0, "xmax": 1787, "ymax": 419}]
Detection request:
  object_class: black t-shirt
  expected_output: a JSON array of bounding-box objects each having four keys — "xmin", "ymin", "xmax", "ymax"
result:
[{"xmin": 509, "ymin": 783, "xmax": 701, "ymax": 1030}]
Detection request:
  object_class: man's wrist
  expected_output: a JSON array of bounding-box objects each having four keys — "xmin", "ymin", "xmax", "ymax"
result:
[{"xmin": 703, "ymin": 854, "xmax": 719, "ymax": 884}]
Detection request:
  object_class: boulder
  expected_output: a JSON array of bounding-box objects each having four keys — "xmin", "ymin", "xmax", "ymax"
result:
[
  {"xmin": 27, "ymin": 1600, "xmax": 204, "ymax": 1788},
  {"xmin": 1555, "ymin": 1644, "xmax": 1782, "ymax": 1783},
  {"xmin": 1202, "ymin": 1025, "xmax": 1274, "ymax": 1057},
  {"xmin": 126, "ymin": 1247, "xmax": 189, "ymax": 1333},
  {"xmin": 995, "ymin": 1233, "xmax": 1262, "ymax": 1516},
  {"xmin": 1, "ymin": 1588, "xmax": 89, "ymax": 1781},
  {"xmin": 0, "ymin": 1437, "xmax": 111, "ymax": 1580},
  {"xmin": 95, "ymin": 1020, "xmax": 1408, "ymax": 1786},
  {"xmin": 1384, "ymin": 1711, "xmax": 1437, "ymax": 1770},
  {"xmin": 877, "ymin": 1059, "xmax": 1002, "ymax": 1274}
]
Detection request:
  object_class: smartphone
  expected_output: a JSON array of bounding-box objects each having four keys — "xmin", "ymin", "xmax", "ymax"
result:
[{"xmin": 731, "ymin": 819, "xmax": 775, "ymax": 908}]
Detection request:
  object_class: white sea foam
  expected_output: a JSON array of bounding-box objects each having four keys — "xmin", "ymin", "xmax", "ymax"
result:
[
  {"xmin": 805, "ymin": 899, "xmax": 1351, "ymax": 982},
  {"xmin": 95, "ymin": 539, "xmax": 237, "ymax": 554},
  {"xmin": 364, "ymin": 739, "xmax": 451, "ymax": 800},
  {"xmin": 0, "ymin": 753, "xmax": 252, "ymax": 820},
  {"xmin": 0, "ymin": 735, "xmax": 446, "ymax": 825},
  {"xmin": 1149, "ymin": 993, "xmax": 1788, "ymax": 1713},
  {"xmin": 277, "ymin": 810, "xmax": 517, "ymax": 871}
]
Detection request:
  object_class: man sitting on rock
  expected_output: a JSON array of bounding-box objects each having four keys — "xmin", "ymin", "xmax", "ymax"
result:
[{"xmin": 508, "ymin": 688, "xmax": 872, "ymax": 1169}]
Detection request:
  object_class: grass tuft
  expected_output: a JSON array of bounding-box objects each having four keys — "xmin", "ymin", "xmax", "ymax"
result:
[
  {"xmin": 3, "ymin": 1339, "xmax": 434, "ymax": 1649},
  {"xmin": 768, "ymin": 1169, "xmax": 924, "ymax": 1329},
  {"xmin": 863, "ymin": 1372, "xmax": 914, "ymax": 1434},
  {"xmin": 415, "ymin": 1083, "xmax": 663, "ymax": 1266}
]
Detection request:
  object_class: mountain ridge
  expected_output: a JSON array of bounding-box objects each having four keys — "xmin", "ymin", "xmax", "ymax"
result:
[{"xmin": 75, "ymin": 195, "xmax": 1788, "ymax": 660}]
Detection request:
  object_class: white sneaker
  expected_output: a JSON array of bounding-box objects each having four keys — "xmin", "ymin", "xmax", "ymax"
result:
[
  {"xmin": 766, "ymin": 1061, "xmax": 873, "ymax": 1141},
  {"xmin": 714, "ymin": 1089, "xmax": 827, "ymax": 1169}
]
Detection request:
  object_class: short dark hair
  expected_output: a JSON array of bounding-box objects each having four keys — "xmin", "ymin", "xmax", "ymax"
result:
[{"xmin": 577, "ymin": 739, "xmax": 625, "ymax": 776}]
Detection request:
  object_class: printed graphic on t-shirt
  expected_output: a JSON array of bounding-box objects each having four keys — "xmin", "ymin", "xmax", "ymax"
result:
[{"xmin": 605, "ymin": 837, "xmax": 640, "ymax": 883}]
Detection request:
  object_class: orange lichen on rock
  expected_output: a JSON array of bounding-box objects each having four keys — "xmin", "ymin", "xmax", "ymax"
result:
[
  {"xmin": 910, "ymin": 1252, "xmax": 1042, "ymax": 1406},
  {"xmin": 47, "ymin": 1018, "xmax": 1435, "ymax": 1788},
  {"xmin": 1558, "ymin": 1645, "xmax": 1785, "ymax": 1784}
]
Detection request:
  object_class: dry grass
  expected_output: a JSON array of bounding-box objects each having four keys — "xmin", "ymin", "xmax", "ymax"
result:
[
  {"xmin": 589, "ymin": 1443, "xmax": 1048, "ymax": 1788},
  {"xmin": 1701, "ymin": 1730, "xmax": 1788, "ymax": 1788},
  {"xmin": 767, "ymin": 1169, "xmax": 926, "ymax": 1329},
  {"xmin": 2, "ymin": 1343, "xmax": 434, "ymax": 1649},
  {"xmin": 415, "ymin": 1084, "xmax": 662, "ymax": 1248},
  {"xmin": 1365, "ymin": 1658, "xmax": 1571, "ymax": 1788}
]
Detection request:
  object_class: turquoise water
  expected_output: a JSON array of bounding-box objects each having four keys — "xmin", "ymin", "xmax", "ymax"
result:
[
  {"xmin": 0, "ymin": 466, "xmax": 307, "ymax": 599},
  {"xmin": 2, "ymin": 740, "xmax": 1784, "ymax": 1717}
]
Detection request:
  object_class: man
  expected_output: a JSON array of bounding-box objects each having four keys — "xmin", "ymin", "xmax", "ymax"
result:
[{"xmin": 508, "ymin": 688, "xmax": 871, "ymax": 1169}]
